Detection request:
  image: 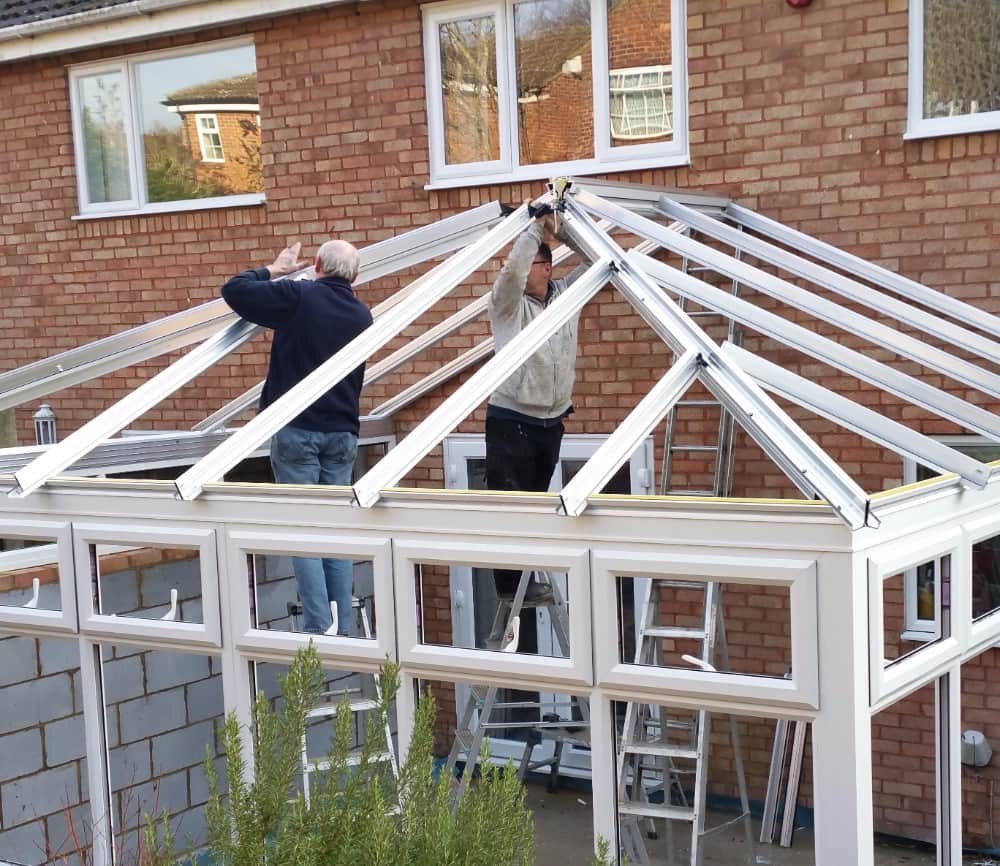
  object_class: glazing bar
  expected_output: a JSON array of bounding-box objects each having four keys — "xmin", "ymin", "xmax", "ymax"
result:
[
  {"xmin": 727, "ymin": 202, "xmax": 1000, "ymax": 340},
  {"xmin": 722, "ymin": 343, "xmax": 991, "ymax": 489},
  {"xmin": 633, "ymin": 250, "xmax": 1000, "ymax": 443},
  {"xmin": 371, "ymin": 339, "xmax": 494, "ymax": 418},
  {"xmin": 658, "ymin": 197, "xmax": 1000, "ymax": 367},
  {"xmin": 352, "ymin": 260, "xmax": 612, "ymax": 508},
  {"xmin": 8, "ymin": 319, "xmax": 260, "ymax": 498},
  {"xmin": 559, "ymin": 351, "xmax": 700, "ymax": 517},
  {"xmin": 0, "ymin": 303, "xmax": 234, "ymax": 411},
  {"xmin": 174, "ymin": 203, "xmax": 538, "ymax": 501},
  {"xmin": 562, "ymin": 192, "xmax": 874, "ymax": 529},
  {"xmin": 568, "ymin": 177, "xmax": 730, "ymax": 216}
]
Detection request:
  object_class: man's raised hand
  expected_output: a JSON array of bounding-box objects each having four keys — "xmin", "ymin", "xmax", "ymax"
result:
[{"xmin": 267, "ymin": 242, "xmax": 311, "ymax": 278}]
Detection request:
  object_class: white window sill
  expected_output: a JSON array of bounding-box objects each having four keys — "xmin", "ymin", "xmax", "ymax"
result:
[
  {"xmin": 901, "ymin": 628, "xmax": 936, "ymax": 643},
  {"xmin": 72, "ymin": 193, "xmax": 265, "ymax": 221},
  {"xmin": 425, "ymin": 151, "xmax": 690, "ymax": 191},
  {"xmin": 904, "ymin": 112, "xmax": 1000, "ymax": 140}
]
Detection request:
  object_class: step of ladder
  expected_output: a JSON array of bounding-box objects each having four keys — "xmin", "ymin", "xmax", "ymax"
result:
[
  {"xmin": 307, "ymin": 697, "xmax": 379, "ymax": 719},
  {"xmin": 641, "ymin": 626, "xmax": 707, "ymax": 641},
  {"xmin": 619, "ymin": 801, "xmax": 696, "ymax": 822},
  {"xmin": 306, "ymin": 751, "xmax": 395, "ymax": 773},
  {"xmin": 622, "ymin": 741, "xmax": 699, "ymax": 760}
]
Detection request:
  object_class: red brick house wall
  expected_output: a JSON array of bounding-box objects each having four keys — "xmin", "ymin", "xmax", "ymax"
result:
[
  {"xmin": 177, "ymin": 109, "xmax": 262, "ymax": 193},
  {"xmin": 0, "ymin": 0, "xmax": 998, "ymax": 849}
]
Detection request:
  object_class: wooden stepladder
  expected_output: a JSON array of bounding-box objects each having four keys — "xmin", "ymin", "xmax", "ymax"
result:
[
  {"xmin": 444, "ymin": 568, "xmax": 589, "ymax": 800},
  {"xmin": 617, "ymin": 579, "xmax": 756, "ymax": 866}
]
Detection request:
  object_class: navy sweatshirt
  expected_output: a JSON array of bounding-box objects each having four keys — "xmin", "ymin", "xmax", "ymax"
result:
[{"xmin": 221, "ymin": 268, "xmax": 373, "ymax": 435}]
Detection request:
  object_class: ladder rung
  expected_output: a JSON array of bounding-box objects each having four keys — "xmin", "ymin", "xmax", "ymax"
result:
[
  {"xmin": 308, "ymin": 697, "xmax": 378, "ymax": 718},
  {"xmin": 664, "ymin": 489, "xmax": 717, "ymax": 496},
  {"xmin": 668, "ymin": 444, "xmax": 720, "ymax": 453},
  {"xmin": 306, "ymin": 750, "xmax": 393, "ymax": 772},
  {"xmin": 623, "ymin": 742, "xmax": 699, "ymax": 760},
  {"xmin": 675, "ymin": 400, "xmax": 720, "ymax": 407},
  {"xmin": 642, "ymin": 626, "xmax": 707, "ymax": 640},
  {"xmin": 619, "ymin": 801, "xmax": 695, "ymax": 822}
]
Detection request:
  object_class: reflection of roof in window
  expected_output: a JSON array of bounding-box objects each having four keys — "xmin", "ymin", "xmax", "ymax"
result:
[
  {"xmin": 0, "ymin": 0, "xmax": 130, "ymax": 29},
  {"xmin": 162, "ymin": 73, "xmax": 259, "ymax": 105}
]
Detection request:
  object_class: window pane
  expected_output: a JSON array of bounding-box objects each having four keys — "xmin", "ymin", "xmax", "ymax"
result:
[
  {"xmin": 923, "ymin": 0, "xmax": 1000, "ymax": 119},
  {"xmin": 78, "ymin": 71, "xmax": 132, "ymax": 204},
  {"xmin": 137, "ymin": 44, "xmax": 261, "ymax": 202},
  {"xmin": 973, "ymin": 533, "xmax": 1000, "ymax": 620},
  {"xmin": 514, "ymin": 0, "xmax": 594, "ymax": 164},
  {"xmin": 607, "ymin": 0, "xmax": 673, "ymax": 146},
  {"xmin": 439, "ymin": 16, "xmax": 501, "ymax": 165}
]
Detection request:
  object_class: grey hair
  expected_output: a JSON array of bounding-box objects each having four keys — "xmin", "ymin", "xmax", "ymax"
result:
[{"xmin": 315, "ymin": 239, "xmax": 360, "ymax": 282}]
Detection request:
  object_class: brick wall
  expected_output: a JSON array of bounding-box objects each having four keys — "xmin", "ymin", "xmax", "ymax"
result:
[
  {"xmin": 177, "ymin": 109, "xmax": 262, "ymax": 193},
  {"xmin": 0, "ymin": 0, "xmax": 998, "ymax": 850}
]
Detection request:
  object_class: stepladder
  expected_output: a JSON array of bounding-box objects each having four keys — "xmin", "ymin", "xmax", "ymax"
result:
[
  {"xmin": 617, "ymin": 579, "xmax": 756, "ymax": 866},
  {"xmin": 445, "ymin": 568, "xmax": 589, "ymax": 800},
  {"xmin": 298, "ymin": 598, "xmax": 399, "ymax": 805}
]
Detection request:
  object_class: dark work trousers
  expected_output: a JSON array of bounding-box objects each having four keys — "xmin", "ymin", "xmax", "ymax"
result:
[{"xmin": 485, "ymin": 415, "xmax": 564, "ymax": 597}]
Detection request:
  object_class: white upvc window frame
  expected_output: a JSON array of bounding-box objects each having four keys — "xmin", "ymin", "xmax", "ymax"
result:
[
  {"xmin": 67, "ymin": 36, "xmax": 265, "ymax": 218},
  {"xmin": 901, "ymin": 436, "xmax": 1000, "ymax": 637},
  {"xmin": 223, "ymin": 528, "xmax": 396, "ymax": 670},
  {"xmin": 905, "ymin": 0, "xmax": 1000, "ymax": 140},
  {"xmin": 72, "ymin": 521, "xmax": 222, "ymax": 650},
  {"xmin": 592, "ymin": 549, "xmax": 820, "ymax": 714},
  {"xmin": 195, "ymin": 113, "xmax": 225, "ymax": 162},
  {"xmin": 422, "ymin": 0, "xmax": 689, "ymax": 189},
  {"xmin": 0, "ymin": 518, "xmax": 76, "ymax": 634}
]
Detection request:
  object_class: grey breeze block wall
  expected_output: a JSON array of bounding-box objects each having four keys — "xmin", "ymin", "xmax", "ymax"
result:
[{"xmin": 0, "ymin": 548, "xmax": 381, "ymax": 866}]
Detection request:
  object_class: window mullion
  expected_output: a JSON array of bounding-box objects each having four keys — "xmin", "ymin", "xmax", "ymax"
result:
[
  {"xmin": 125, "ymin": 58, "xmax": 145, "ymax": 210},
  {"xmin": 500, "ymin": 0, "xmax": 520, "ymax": 172},
  {"xmin": 591, "ymin": 0, "xmax": 611, "ymax": 162}
]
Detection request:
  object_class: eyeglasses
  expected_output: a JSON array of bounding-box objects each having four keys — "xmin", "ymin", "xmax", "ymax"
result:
[{"xmin": 531, "ymin": 259, "xmax": 549, "ymax": 266}]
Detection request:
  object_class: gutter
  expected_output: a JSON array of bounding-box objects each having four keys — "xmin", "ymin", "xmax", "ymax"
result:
[{"xmin": 0, "ymin": 0, "xmax": 364, "ymax": 64}]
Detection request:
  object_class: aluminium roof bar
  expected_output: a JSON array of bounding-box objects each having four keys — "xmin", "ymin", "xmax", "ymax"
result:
[
  {"xmin": 562, "ymin": 193, "xmax": 875, "ymax": 528},
  {"xmin": 190, "ymin": 224, "xmax": 600, "ymax": 433},
  {"xmin": 174, "ymin": 203, "xmax": 539, "ymax": 501},
  {"xmin": 626, "ymin": 208, "xmax": 1000, "ymax": 399},
  {"xmin": 370, "ymin": 339, "xmax": 495, "ymax": 419},
  {"xmin": 8, "ymin": 319, "xmax": 260, "ymax": 498},
  {"xmin": 351, "ymin": 259, "xmax": 613, "ymax": 508},
  {"xmin": 559, "ymin": 351, "xmax": 700, "ymax": 517},
  {"xmin": 726, "ymin": 202, "xmax": 1000, "ymax": 340},
  {"xmin": 0, "ymin": 302, "xmax": 234, "ymax": 411},
  {"xmin": 657, "ymin": 197, "xmax": 1000, "ymax": 366},
  {"xmin": 720, "ymin": 343, "xmax": 992, "ymax": 489},
  {"xmin": 568, "ymin": 177, "xmax": 730, "ymax": 216},
  {"xmin": 631, "ymin": 250, "xmax": 1000, "ymax": 443}
]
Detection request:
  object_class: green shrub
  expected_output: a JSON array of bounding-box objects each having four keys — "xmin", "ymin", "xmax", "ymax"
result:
[{"xmin": 200, "ymin": 646, "xmax": 535, "ymax": 866}]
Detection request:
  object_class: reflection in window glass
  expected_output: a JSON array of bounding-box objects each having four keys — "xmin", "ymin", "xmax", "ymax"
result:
[
  {"xmin": 607, "ymin": 0, "xmax": 672, "ymax": 147},
  {"xmin": 923, "ymin": 0, "xmax": 1000, "ymax": 120},
  {"xmin": 514, "ymin": 0, "xmax": 594, "ymax": 164},
  {"xmin": 439, "ymin": 16, "xmax": 501, "ymax": 165},
  {"xmin": 78, "ymin": 71, "xmax": 132, "ymax": 204},
  {"xmin": 136, "ymin": 44, "xmax": 261, "ymax": 203},
  {"xmin": 973, "ymin": 533, "xmax": 1000, "ymax": 620}
]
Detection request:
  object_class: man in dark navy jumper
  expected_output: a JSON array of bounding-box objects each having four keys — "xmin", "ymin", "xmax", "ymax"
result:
[{"xmin": 222, "ymin": 240, "xmax": 373, "ymax": 635}]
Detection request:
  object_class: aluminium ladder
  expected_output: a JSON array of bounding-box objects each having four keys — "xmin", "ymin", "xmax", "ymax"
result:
[
  {"xmin": 617, "ymin": 579, "xmax": 756, "ymax": 866},
  {"xmin": 660, "ymin": 231, "xmax": 743, "ymax": 499},
  {"xmin": 445, "ymin": 568, "xmax": 589, "ymax": 800},
  {"xmin": 299, "ymin": 598, "xmax": 399, "ymax": 804}
]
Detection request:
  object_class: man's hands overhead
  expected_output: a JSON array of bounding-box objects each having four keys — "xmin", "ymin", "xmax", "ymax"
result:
[{"xmin": 267, "ymin": 242, "xmax": 311, "ymax": 278}]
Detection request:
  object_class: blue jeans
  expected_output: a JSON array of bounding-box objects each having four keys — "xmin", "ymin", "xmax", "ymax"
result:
[{"xmin": 270, "ymin": 426, "xmax": 358, "ymax": 635}]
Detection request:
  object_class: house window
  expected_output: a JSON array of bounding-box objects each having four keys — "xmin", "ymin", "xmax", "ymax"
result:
[
  {"xmin": 422, "ymin": 0, "xmax": 687, "ymax": 188},
  {"xmin": 196, "ymin": 115, "xmax": 225, "ymax": 162},
  {"xmin": 902, "ymin": 438, "xmax": 1000, "ymax": 637},
  {"xmin": 906, "ymin": 0, "xmax": 1000, "ymax": 139},
  {"xmin": 609, "ymin": 65, "xmax": 671, "ymax": 140},
  {"xmin": 69, "ymin": 39, "xmax": 264, "ymax": 217}
]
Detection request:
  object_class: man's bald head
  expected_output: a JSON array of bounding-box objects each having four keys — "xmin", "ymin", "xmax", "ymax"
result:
[{"xmin": 315, "ymin": 239, "xmax": 360, "ymax": 282}]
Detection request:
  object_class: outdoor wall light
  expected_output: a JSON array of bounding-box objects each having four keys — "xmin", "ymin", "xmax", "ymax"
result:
[{"xmin": 32, "ymin": 403, "xmax": 57, "ymax": 446}]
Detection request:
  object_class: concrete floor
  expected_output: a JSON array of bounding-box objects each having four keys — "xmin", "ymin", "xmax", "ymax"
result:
[{"xmin": 526, "ymin": 783, "xmax": 943, "ymax": 865}]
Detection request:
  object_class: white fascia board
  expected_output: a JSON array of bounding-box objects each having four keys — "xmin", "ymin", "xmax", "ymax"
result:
[
  {"xmin": 0, "ymin": 300, "xmax": 233, "ymax": 411},
  {"xmin": 559, "ymin": 351, "xmax": 700, "ymax": 517},
  {"xmin": 562, "ymin": 193, "xmax": 875, "ymax": 530},
  {"xmin": 646, "ymin": 206, "xmax": 1000, "ymax": 400},
  {"xmin": 0, "ymin": 0, "xmax": 366, "ymax": 63},
  {"xmin": 10, "ymin": 319, "xmax": 260, "ymax": 498},
  {"xmin": 175, "ymin": 203, "xmax": 539, "ymax": 500},
  {"xmin": 722, "ymin": 343, "xmax": 991, "ymax": 490},
  {"xmin": 658, "ymin": 197, "xmax": 1000, "ymax": 367},
  {"xmin": 631, "ymin": 250, "xmax": 1000, "ymax": 444},
  {"xmin": 352, "ymin": 260, "xmax": 612, "ymax": 508},
  {"xmin": 726, "ymin": 202, "xmax": 1000, "ymax": 341}
]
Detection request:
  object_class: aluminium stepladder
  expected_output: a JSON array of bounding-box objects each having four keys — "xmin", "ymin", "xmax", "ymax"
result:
[
  {"xmin": 299, "ymin": 598, "xmax": 399, "ymax": 804},
  {"xmin": 444, "ymin": 567, "xmax": 589, "ymax": 800},
  {"xmin": 617, "ymin": 579, "xmax": 756, "ymax": 866}
]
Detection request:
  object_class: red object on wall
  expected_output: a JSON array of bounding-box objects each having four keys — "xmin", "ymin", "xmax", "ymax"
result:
[{"xmin": 786, "ymin": 0, "xmax": 812, "ymax": 7}]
